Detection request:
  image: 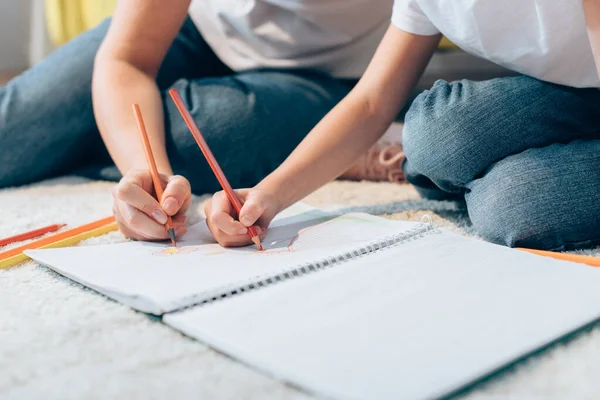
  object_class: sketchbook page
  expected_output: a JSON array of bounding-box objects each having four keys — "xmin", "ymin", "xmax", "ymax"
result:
[
  {"xmin": 165, "ymin": 230, "xmax": 600, "ymax": 400},
  {"xmin": 26, "ymin": 206, "xmax": 422, "ymax": 315}
]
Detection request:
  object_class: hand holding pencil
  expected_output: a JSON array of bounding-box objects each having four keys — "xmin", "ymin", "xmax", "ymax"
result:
[
  {"xmin": 110, "ymin": 107, "xmax": 191, "ymax": 244},
  {"xmin": 168, "ymin": 89, "xmax": 264, "ymax": 250},
  {"xmin": 204, "ymin": 188, "xmax": 279, "ymax": 248}
]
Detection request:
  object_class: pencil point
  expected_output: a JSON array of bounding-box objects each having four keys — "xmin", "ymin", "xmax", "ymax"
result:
[
  {"xmin": 167, "ymin": 228, "xmax": 177, "ymax": 248},
  {"xmin": 251, "ymin": 236, "xmax": 263, "ymax": 251}
]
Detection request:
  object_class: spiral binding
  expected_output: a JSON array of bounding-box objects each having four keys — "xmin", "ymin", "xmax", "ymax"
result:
[{"xmin": 172, "ymin": 215, "xmax": 435, "ymax": 312}]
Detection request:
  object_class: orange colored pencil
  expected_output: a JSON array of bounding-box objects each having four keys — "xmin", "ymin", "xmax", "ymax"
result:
[
  {"xmin": 517, "ymin": 248, "xmax": 600, "ymax": 267},
  {"xmin": 132, "ymin": 104, "xmax": 177, "ymax": 247},
  {"xmin": 168, "ymin": 88, "xmax": 263, "ymax": 250},
  {"xmin": 0, "ymin": 224, "xmax": 66, "ymax": 247},
  {"xmin": 0, "ymin": 216, "xmax": 115, "ymax": 262}
]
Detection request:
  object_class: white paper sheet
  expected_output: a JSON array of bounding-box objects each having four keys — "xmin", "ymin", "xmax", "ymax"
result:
[
  {"xmin": 165, "ymin": 231, "xmax": 600, "ymax": 400},
  {"xmin": 26, "ymin": 204, "xmax": 421, "ymax": 314}
]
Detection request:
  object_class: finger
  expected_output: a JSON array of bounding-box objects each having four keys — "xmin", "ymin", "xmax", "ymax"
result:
[
  {"xmin": 117, "ymin": 201, "xmax": 170, "ymax": 240},
  {"xmin": 116, "ymin": 219, "xmax": 145, "ymax": 241},
  {"xmin": 239, "ymin": 194, "xmax": 268, "ymax": 227},
  {"xmin": 171, "ymin": 213, "xmax": 188, "ymax": 237},
  {"xmin": 210, "ymin": 191, "xmax": 233, "ymax": 215},
  {"xmin": 255, "ymin": 226, "xmax": 267, "ymax": 240},
  {"xmin": 172, "ymin": 213, "xmax": 187, "ymax": 227},
  {"xmin": 214, "ymin": 232, "xmax": 254, "ymax": 248},
  {"xmin": 174, "ymin": 225, "xmax": 187, "ymax": 237},
  {"xmin": 208, "ymin": 191, "xmax": 248, "ymax": 234},
  {"xmin": 212, "ymin": 212, "xmax": 248, "ymax": 236},
  {"xmin": 126, "ymin": 169, "xmax": 156, "ymax": 194},
  {"xmin": 161, "ymin": 175, "xmax": 191, "ymax": 216},
  {"xmin": 114, "ymin": 180, "xmax": 168, "ymax": 225},
  {"xmin": 114, "ymin": 203, "xmax": 152, "ymax": 241}
]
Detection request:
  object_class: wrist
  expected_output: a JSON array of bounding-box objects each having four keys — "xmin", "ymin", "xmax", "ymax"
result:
[
  {"xmin": 126, "ymin": 155, "xmax": 173, "ymax": 176},
  {"xmin": 256, "ymin": 175, "xmax": 297, "ymax": 212}
]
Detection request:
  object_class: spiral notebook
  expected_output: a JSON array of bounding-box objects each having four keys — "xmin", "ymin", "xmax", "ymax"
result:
[
  {"xmin": 25, "ymin": 203, "xmax": 433, "ymax": 315},
  {"xmin": 26, "ymin": 203, "xmax": 600, "ymax": 400}
]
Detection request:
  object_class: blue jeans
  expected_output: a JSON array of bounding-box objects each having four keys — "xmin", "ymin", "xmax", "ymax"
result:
[
  {"xmin": 403, "ymin": 76, "xmax": 600, "ymax": 250},
  {"xmin": 0, "ymin": 17, "xmax": 353, "ymax": 193}
]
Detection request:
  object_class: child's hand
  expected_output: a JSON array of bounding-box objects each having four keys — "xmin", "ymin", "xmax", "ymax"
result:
[
  {"xmin": 205, "ymin": 189, "xmax": 282, "ymax": 247},
  {"xmin": 112, "ymin": 169, "xmax": 191, "ymax": 241}
]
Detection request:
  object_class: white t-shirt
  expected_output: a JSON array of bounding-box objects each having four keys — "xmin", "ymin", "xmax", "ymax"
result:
[
  {"xmin": 188, "ymin": 0, "xmax": 393, "ymax": 78},
  {"xmin": 392, "ymin": 0, "xmax": 600, "ymax": 88}
]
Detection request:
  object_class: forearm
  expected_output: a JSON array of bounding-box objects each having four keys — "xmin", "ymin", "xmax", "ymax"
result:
[
  {"xmin": 257, "ymin": 28, "xmax": 441, "ymax": 210},
  {"xmin": 92, "ymin": 59, "xmax": 172, "ymax": 175},
  {"xmin": 258, "ymin": 93, "xmax": 397, "ymax": 209}
]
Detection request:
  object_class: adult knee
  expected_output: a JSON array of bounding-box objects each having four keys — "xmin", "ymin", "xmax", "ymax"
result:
[
  {"xmin": 403, "ymin": 80, "xmax": 487, "ymax": 189},
  {"xmin": 466, "ymin": 146, "xmax": 600, "ymax": 250},
  {"xmin": 467, "ymin": 177, "xmax": 545, "ymax": 248}
]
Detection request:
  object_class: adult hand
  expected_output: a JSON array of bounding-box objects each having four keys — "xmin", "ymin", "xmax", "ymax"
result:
[{"xmin": 112, "ymin": 169, "xmax": 191, "ymax": 241}]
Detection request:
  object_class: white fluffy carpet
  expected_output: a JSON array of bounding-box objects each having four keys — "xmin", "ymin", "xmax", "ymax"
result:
[{"xmin": 1, "ymin": 177, "xmax": 600, "ymax": 400}]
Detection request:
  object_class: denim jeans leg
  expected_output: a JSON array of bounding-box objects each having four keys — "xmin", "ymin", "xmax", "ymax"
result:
[
  {"xmin": 0, "ymin": 17, "xmax": 227, "ymax": 188},
  {"xmin": 401, "ymin": 76, "xmax": 600, "ymax": 249},
  {"xmin": 465, "ymin": 140, "xmax": 600, "ymax": 250},
  {"xmin": 402, "ymin": 76, "xmax": 600, "ymax": 199},
  {"xmin": 0, "ymin": 19, "xmax": 112, "ymax": 188},
  {"xmin": 163, "ymin": 71, "xmax": 354, "ymax": 194}
]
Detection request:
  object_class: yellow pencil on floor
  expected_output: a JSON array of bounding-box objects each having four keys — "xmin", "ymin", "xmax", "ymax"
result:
[{"xmin": 0, "ymin": 218, "xmax": 118, "ymax": 269}]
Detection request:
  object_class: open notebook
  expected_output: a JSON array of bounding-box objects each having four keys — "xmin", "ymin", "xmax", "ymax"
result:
[{"xmin": 27, "ymin": 203, "xmax": 600, "ymax": 400}]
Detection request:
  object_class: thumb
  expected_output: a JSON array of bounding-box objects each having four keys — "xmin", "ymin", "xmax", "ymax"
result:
[
  {"xmin": 161, "ymin": 175, "xmax": 191, "ymax": 216},
  {"xmin": 239, "ymin": 193, "xmax": 268, "ymax": 227}
]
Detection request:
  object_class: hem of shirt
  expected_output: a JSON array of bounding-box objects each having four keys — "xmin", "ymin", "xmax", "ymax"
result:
[{"xmin": 391, "ymin": 15, "xmax": 440, "ymax": 36}]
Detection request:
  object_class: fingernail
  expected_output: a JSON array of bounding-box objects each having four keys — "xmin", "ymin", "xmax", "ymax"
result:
[
  {"xmin": 163, "ymin": 198, "xmax": 179, "ymax": 214},
  {"xmin": 152, "ymin": 210, "xmax": 168, "ymax": 224},
  {"xmin": 238, "ymin": 227, "xmax": 248, "ymax": 235},
  {"xmin": 241, "ymin": 216, "xmax": 252, "ymax": 226}
]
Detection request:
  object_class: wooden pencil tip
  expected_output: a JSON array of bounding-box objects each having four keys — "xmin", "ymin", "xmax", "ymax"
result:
[
  {"xmin": 251, "ymin": 236, "xmax": 263, "ymax": 251},
  {"xmin": 167, "ymin": 228, "xmax": 177, "ymax": 248}
]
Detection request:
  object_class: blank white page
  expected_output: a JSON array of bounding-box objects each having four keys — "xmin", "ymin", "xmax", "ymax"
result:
[
  {"xmin": 26, "ymin": 205, "xmax": 421, "ymax": 315},
  {"xmin": 165, "ymin": 230, "xmax": 600, "ymax": 400}
]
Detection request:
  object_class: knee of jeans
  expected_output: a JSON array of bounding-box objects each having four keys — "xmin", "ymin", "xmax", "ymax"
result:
[
  {"xmin": 403, "ymin": 80, "xmax": 479, "ymax": 186},
  {"xmin": 465, "ymin": 159, "xmax": 600, "ymax": 250},
  {"xmin": 467, "ymin": 184, "xmax": 540, "ymax": 248}
]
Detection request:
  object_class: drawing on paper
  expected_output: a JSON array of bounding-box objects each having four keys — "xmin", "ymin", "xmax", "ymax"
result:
[
  {"xmin": 150, "ymin": 214, "xmax": 378, "ymax": 257},
  {"xmin": 152, "ymin": 246, "xmax": 199, "ymax": 257}
]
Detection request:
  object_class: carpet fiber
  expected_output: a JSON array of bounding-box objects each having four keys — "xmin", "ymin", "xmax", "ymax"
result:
[{"xmin": 1, "ymin": 177, "xmax": 600, "ymax": 399}]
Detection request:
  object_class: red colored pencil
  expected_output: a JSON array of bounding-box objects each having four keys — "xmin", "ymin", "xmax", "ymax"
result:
[
  {"xmin": 0, "ymin": 224, "xmax": 66, "ymax": 247},
  {"xmin": 132, "ymin": 104, "xmax": 177, "ymax": 247},
  {"xmin": 168, "ymin": 88, "xmax": 263, "ymax": 250}
]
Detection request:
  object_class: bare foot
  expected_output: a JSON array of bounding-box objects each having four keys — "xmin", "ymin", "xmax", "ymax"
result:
[{"xmin": 340, "ymin": 124, "xmax": 406, "ymax": 183}]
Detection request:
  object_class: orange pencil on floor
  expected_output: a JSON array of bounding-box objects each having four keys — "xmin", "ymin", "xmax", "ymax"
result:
[
  {"xmin": 517, "ymin": 247, "xmax": 600, "ymax": 268},
  {"xmin": 0, "ymin": 224, "xmax": 66, "ymax": 247},
  {"xmin": 0, "ymin": 216, "xmax": 117, "ymax": 269},
  {"xmin": 132, "ymin": 104, "xmax": 177, "ymax": 247},
  {"xmin": 168, "ymin": 89, "xmax": 263, "ymax": 250}
]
